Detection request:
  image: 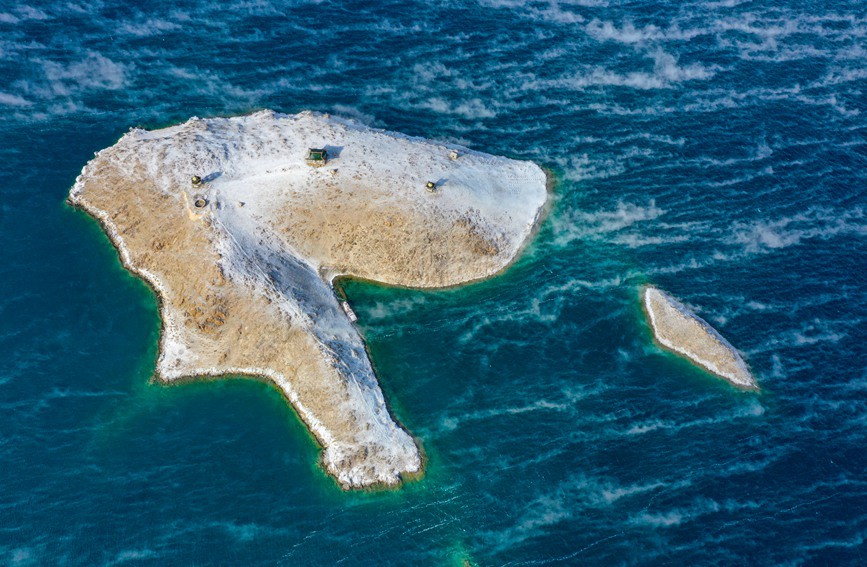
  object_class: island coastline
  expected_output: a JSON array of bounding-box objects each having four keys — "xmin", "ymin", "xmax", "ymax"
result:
[
  {"xmin": 642, "ymin": 285, "xmax": 758, "ymax": 391},
  {"xmin": 68, "ymin": 110, "xmax": 549, "ymax": 489}
]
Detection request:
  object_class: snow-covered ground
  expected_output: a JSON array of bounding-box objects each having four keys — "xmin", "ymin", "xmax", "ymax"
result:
[{"xmin": 70, "ymin": 110, "xmax": 549, "ymax": 488}]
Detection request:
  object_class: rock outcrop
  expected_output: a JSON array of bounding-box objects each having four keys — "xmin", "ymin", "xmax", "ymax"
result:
[
  {"xmin": 69, "ymin": 110, "xmax": 549, "ymax": 488},
  {"xmin": 643, "ymin": 286, "xmax": 758, "ymax": 391}
]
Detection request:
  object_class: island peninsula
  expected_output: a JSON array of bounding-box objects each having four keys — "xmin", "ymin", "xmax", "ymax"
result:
[{"xmin": 69, "ymin": 110, "xmax": 549, "ymax": 489}]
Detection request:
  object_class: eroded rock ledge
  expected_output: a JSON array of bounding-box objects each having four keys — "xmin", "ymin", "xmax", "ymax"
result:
[
  {"xmin": 69, "ymin": 110, "xmax": 549, "ymax": 489},
  {"xmin": 643, "ymin": 286, "xmax": 758, "ymax": 391}
]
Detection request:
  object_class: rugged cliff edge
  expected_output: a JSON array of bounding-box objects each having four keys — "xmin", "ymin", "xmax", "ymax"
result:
[
  {"xmin": 69, "ymin": 110, "xmax": 549, "ymax": 489},
  {"xmin": 643, "ymin": 286, "xmax": 758, "ymax": 391}
]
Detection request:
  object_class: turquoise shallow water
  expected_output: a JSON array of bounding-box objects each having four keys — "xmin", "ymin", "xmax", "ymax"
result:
[{"xmin": 1, "ymin": 0, "xmax": 866, "ymax": 564}]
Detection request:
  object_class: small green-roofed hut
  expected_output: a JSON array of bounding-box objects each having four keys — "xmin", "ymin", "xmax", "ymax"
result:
[{"xmin": 306, "ymin": 148, "xmax": 328, "ymax": 166}]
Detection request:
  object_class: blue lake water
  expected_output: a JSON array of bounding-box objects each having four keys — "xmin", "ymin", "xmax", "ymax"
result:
[{"xmin": 1, "ymin": 0, "xmax": 865, "ymax": 564}]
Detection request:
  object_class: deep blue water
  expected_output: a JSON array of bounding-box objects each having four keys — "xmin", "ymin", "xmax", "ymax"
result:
[{"xmin": 1, "ymin": 0, "xmax": 866, "ymax": 564}]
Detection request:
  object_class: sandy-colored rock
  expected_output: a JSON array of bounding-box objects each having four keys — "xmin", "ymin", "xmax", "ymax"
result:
[
  {"xmin": 69, "ymin": 110, "xmax": 549, "ymax": 489},
  {"xmin": 643, "ymin": 286, "xmax": 758, "ymax": 391}
]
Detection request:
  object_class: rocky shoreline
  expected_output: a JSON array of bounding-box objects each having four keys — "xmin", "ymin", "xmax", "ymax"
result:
[
  {"xmin": 643, "ymin": 286, "xmax": 758, "ymax": 391},
  {"xmin": 69, "ymin": 110, "xmax": 549, "ymax": 489}
]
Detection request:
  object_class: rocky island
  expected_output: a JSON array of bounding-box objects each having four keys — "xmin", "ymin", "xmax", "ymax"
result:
[
  {"xmin": 643, "ymin": 286, "xmax": 758, "ymax": 391},
  {"xmin": 69, "ymin": 110, "xmax": 549, "ymax": 489}
]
